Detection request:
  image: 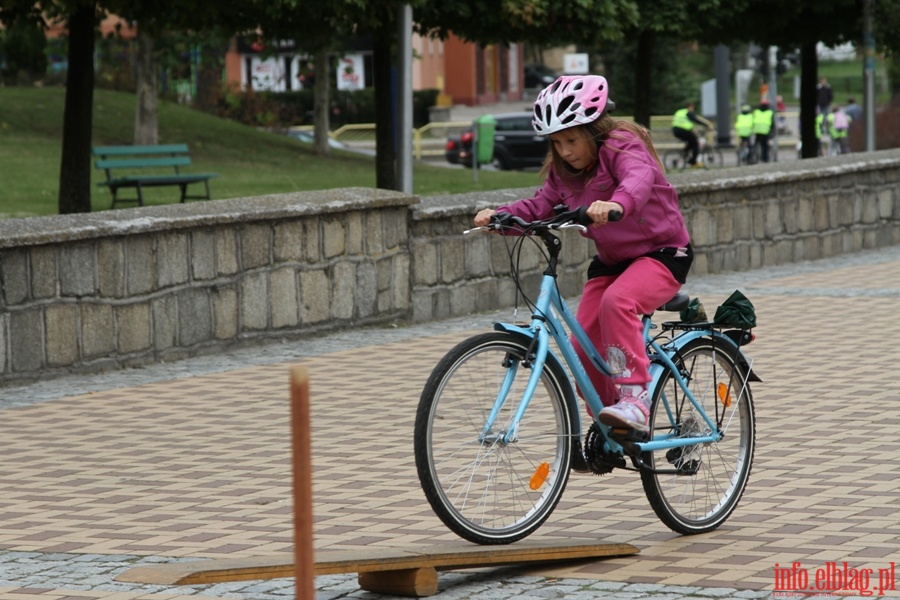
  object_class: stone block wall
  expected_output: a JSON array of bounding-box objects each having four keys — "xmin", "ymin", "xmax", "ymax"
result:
[
  {"xmin": 409, "ymin": 150, "xmax": 900, "ymax": 322},
  {"xmin": 0, "ymin": 188, "xmax": 415, "ymax": 383}
]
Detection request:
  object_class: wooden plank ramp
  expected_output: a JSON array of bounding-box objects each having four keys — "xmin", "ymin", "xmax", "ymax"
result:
[{"xmin": 117, "ymin": 539, "xmax": 639, "ymax": 597}]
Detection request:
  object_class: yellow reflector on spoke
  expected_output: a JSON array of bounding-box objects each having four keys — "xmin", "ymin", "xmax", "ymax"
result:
[
  {"xmin": 717, "ymin": 382, "xmax": 732, "ymax": 407},
  {"xmin": 529, "ymin": 462, "xmax": 550, "ymax": 490}
]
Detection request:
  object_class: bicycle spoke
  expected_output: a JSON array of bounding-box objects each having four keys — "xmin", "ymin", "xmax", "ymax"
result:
[
  {"xmin": 415, "ymin": 332, "xmax": 575, "ymax": 544},
  {"xmin": 641, "ymin": 337, "xmax": 755, "ymax": 534}
]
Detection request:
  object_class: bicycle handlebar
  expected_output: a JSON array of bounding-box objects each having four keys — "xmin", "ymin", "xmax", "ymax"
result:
[{"xmin": 489, "ymin": 206, "xmax": 621, "ymax": 232}]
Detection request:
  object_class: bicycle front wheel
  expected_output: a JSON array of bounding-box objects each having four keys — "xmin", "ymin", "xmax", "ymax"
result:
[
  {"xmin": 663, "ymin": 150, "xmax": 685, "ymax": 172},
  {"xmin": 641, "ymin": 337, "xmax": 755, "ymax": 534},
  {"xmin": 414, "ymin": 331, "xmax": 577, "ymax": 545}
]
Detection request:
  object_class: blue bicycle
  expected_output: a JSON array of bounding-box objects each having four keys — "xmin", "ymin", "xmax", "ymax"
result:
[{"xmin": 414, "ymin": 207, "xmax": 759, "ymax": 545}]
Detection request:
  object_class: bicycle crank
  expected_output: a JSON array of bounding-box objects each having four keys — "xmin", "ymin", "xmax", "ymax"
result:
[{"xmin": 582, "ymin": 423, "xmax": 627, "ymax": 475}]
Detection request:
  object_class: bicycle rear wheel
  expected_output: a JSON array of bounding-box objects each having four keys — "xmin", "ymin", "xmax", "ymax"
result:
[
  {"xmin": 641, "ymin": 337, "xmax": 755, "ymax": 534},
  {"xmin": 414, "ymin": 331, "xmax": 577, "ymax": 544},
  {"xmin": 704, "ymin": 148, "xmax": 725, "ymax": 168}
]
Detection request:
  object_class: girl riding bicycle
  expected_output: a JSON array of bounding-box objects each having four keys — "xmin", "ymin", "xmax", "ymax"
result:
[{"xmin": 473, "ymin": 75, "xmax": 693, "ymax": 433}]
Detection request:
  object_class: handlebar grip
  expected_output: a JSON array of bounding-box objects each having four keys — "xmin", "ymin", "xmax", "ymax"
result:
[{"xmin": 573, "ymin": 206, "xmax": 623, "ymax": 224}]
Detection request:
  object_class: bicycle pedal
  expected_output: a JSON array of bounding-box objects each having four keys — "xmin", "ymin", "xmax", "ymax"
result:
[{"xmin": 678, "ymin": 460, "xmax": 701, "ymax": 475}]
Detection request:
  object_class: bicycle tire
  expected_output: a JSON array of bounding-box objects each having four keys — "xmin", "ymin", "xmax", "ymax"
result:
[
  {"xmin": 705, "ymin": 148, "xmax": 725, "ymax": 168},
  {"xmin": 664, "ymin": 150, "xmax": 685, "ymax": 172},
  {"xmin": 414, "ymin": 331, "xmax": 577, "ymax": 545},
  {"xmin": 640, "ymin": 336, "xmax": 755, "ymax": 535}
]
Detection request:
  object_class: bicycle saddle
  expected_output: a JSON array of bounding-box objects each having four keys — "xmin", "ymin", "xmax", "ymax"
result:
[{"xmin": 658, "ymin": 291, "xmax": 690, "ymax": 312}]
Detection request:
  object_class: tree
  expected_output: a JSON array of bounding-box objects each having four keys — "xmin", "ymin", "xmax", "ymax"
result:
[
  {"xmin": 616, "ymin": 0, "xmax": 751, "ymax": 126},
  {"xmin": 57, "ymin": 1, "xmax": 99, "ymax": 214},
  {"xmin": 133, "ymin": 31, "xmax": 158, "ymax": 145},
  {"xmin": 0, "ymin": 10, "xmax": 48, "ymax": 83},
  {"xmin": 1, "ymin": 0, "xmax": 100, "ymax": 213},
  {"xmin": 709, "ymin": 0, "xmax": 860, "ymax": 158}
]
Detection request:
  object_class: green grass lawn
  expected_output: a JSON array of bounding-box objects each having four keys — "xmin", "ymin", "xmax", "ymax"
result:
[{"xmin": 0, "ymin": 87, "xmax": 541, "ymax": 217}]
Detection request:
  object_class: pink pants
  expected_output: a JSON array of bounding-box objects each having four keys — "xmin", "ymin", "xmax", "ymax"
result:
[{"xmin": 571, "ymin": 257, "xmax": 682, "ymax": 410}]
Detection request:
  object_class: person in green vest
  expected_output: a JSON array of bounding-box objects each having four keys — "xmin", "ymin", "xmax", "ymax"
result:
[
  {"xmin": 752, "ymin": 101, "xmax": 775, "ymax": 163},
  {"xmin": 815, "ymin": 110, "xmax": 825, "ymax": 156},
  {"xmin": 671, "ymin": 102, "xmax": 711, "ymax": 166},
  {"xmin": 826, "ymin": 104, "xmax": 851, "ymax": 154},
  {"xmin": 734, "ymin": 104, "xmax": 755, "ymax": 164}
]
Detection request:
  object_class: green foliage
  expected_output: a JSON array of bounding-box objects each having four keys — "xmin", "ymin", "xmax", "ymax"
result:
[
  {"xmin": 598, "ymin": 39, "xmax": 703, "ymax": 115},
  {"xmin": 415, "ymin": 0, "xmax": 639, "ymax": 47},
  {"xmin": 0, "ymin": 12, "xmax": 48, "ymax": 84},
  {"xmin": 209, "ymin": 88, "xmax": 439, "ymax": 129}
]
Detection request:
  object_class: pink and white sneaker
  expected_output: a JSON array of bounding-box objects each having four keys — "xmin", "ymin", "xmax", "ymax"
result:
[{"xmin": 599, "ymin": 390, "xmax": 650, "ymax": 432}]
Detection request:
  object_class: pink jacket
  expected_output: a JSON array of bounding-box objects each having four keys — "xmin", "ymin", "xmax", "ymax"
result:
[{"xmin": 496, "ymin": 130, "xmax": 690, "ymax": 266}]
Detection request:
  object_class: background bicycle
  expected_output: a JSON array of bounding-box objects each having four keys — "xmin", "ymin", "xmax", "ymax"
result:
[
  {"xmin": 736, "ymin": 134, "xmax": 759, "ymax": 166},
  {"xmin": 664, "ymin": 127, "xmax": 725, "ymax": 171},
  {"xmin": 414, "ymin": 208, "xmax": 759, "ymax": 545}
]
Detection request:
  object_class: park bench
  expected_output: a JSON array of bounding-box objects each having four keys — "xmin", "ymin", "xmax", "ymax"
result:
[{"xmin": 92, "ymin": 144, "xmax": 218, "ymax": 208}]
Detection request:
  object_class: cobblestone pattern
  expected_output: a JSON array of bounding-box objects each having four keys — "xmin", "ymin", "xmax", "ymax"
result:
[{"xmin": 1, "ymin": 246, "xmax": 899, "ymax": 600}]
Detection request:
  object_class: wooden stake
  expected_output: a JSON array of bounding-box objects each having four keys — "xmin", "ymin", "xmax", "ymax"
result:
[{"xmin": 291, "ymin": 365, "xmax": 314, "ymax": 600}]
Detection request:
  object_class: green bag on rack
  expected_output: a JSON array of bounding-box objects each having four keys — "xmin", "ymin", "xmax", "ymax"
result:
[
  {"xmin": 679, "ymin": 297, "xmax": 708, "ymax": 323},
  {"xmin": 713, "ymin": 290, "xmax": 757, "ymax": 328}
]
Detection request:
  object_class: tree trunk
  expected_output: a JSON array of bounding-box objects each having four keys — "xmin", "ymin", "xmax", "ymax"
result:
[
  {"xmin": 58, "ymin": 2, "xmax": 96, "ymax": 214},
  {"xmin": 373, "ymin": 25, "xmax": 396, "ymax": 191},
  {"xmin": 313, "ymin": 49, "xmax": 331, "ymax": 156},
  {"xmin": 134, "ymin": 31, "xmax": 159, "ymax": 145},
  {"xmin": 632, "ymin": 29, "xmax": 655, "ymax": 127},
  {"xmin": 800, "ymin": 39, "xmax": 818, "ymax": 159}
]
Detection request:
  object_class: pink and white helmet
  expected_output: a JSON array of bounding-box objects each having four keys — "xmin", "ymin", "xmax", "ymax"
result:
[{"xmin": 532, "ymin": 75, "xmax": 614, "ymax": 135}]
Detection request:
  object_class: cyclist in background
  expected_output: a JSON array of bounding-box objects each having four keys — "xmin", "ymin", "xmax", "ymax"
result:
[
  {"xmin": 735, "ymin": 104, "xmax": 755, "ymax": 164},
  {"xmin": 672, "ymin": 101, "xmax": 712, "ymax": 167},
  {"xmin": 473, "ymin": 76, "xmax": 693, "ymax": 433}
]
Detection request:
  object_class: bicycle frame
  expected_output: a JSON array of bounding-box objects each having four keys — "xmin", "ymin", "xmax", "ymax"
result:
[{"xmin": 489, "ymin": 260, "xmax": 745, "ymax": 461}]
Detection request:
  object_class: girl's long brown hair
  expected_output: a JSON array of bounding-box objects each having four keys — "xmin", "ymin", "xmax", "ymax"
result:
[{"xmin": 540, "ymin": 115, "xmax": 664, "ymax": 184}]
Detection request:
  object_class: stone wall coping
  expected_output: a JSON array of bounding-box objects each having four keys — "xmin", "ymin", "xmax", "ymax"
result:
[
  {"xmin": 666, "ymin": 148, "xmax": 900, "ymax": 193},
  {"xmin": 0, "ymin": 187, "xmax": 418, "ymax": 249}
]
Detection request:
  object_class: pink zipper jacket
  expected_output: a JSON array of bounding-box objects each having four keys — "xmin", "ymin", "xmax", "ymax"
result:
[{"xmin": 495, "ymin": 129, "xmax": 690, "ymax": 266}]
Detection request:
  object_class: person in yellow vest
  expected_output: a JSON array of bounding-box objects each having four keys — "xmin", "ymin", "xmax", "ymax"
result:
[
  {"xmin": 671, "ymin": 102, "xmax": 711, "ymax": 166},
  {"xmin": 734, "ymin": 104, "xmax": 755, "ymax": 164},
  {"xmin": 752, "ymin": 101, "xmax": 775, "ymax": 163},
  {"xmin": 815, "ymin": 110, "xmax": 825, "ymax": 156}
]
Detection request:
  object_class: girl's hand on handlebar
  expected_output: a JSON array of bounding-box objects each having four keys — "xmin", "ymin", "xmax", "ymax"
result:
[
  {"xmin": 586, "ymin": 201, "xmax": 624, "ymax": 226},
  {"xmin": 474, "ymin": 208, "xmax": 497, "ymax": 228}
]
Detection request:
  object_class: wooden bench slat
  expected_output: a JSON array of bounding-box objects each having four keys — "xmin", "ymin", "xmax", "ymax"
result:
[
  {"xmin": 92, "ymin": 144, "xmax": 190, "ymax": 156},
  {"xmin": 95, "ymin": 156, "xmax": 193, "ymax": 170}
]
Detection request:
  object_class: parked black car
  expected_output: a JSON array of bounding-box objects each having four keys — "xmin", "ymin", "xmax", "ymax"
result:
[
  {"xmin": 444, "ymin": 112, "xmax": 548, "ymax": 170},
  {"xmin": 524, "ymin": 64, "xmax": 557, "ymax": 89}
]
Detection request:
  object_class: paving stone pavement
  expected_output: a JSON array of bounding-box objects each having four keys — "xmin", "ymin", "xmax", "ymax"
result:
[{"xmin": 2, "ymin": 246, "xmax": 900, "ymax": 600}]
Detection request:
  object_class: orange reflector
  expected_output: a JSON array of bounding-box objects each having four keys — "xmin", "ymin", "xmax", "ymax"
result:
[
  {"xmin": 529, "ymin": 462, "xmax": 550, "ymax": 490},
  {"xmin": 717, "ymin": 382, "xmax": 732, "ymax": 407}
]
